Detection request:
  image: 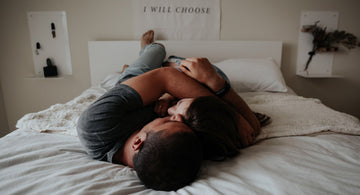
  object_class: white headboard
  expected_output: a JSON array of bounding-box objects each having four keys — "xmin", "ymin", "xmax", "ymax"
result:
[{"xmin": 88, "ymin": 41, "xmax": 282, "ymax": 86}]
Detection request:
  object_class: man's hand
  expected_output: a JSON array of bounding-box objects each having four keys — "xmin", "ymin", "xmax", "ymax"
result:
[{"xmin": 179, "ymin": 58, "xmax": 225, "ymax": 92}]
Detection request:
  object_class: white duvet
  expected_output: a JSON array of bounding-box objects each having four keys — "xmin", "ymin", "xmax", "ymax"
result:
[
  {"xmin": 2, "ymin": 82, "xmax": 360, "ymax": 194},
  {"xmin": 1, "ymin": 128, "xmax": 359, "ymax": 194}
]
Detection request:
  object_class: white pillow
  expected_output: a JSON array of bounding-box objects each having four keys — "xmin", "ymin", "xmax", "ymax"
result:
[
  {"xmin": 214, "ymin": 58, "xmax": 287, "ymax": 92},
  {"xmin": 99, "ymin": 73, "xmax": 121, "ymax": 90}
]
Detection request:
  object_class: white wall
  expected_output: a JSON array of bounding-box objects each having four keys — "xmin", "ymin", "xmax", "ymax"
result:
[{"xmin": 0, "ymin": 0, "xmax": 359, "ymax": 136}]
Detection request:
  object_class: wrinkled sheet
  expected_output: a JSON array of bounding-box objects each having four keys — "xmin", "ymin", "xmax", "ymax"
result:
[{"xmin": 0, "ymin": 129, "xmax": 359, "ymax": 194}]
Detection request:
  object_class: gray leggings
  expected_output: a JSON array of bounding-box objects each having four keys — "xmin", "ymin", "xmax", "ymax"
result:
[{"xmin": 117, "ymin": 43, "xmax": 229, "ymax": 84}]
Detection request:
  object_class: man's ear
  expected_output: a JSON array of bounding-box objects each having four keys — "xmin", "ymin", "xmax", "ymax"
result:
[{"xmin": 132, "ymin": 136, "xmax": 144, "ymax": 151}]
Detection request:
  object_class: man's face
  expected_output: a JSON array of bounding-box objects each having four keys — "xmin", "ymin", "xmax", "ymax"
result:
[
  {"xmin": 167, "ymin": 98, "xmax": 194, "ymax": 118},
  {"xmin": 122, "ymin": 115, "xmax": 192, "ymax": 167}
]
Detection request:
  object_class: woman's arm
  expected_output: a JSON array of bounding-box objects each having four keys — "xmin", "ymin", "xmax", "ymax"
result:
[{"xmin": 179, "ymin": 58, "xmax": 261, "ymax": 138}]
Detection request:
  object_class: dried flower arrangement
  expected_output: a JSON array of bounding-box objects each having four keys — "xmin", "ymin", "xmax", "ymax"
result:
[{"xmin": 301, "ymin": 21, "xmax": 360, "ymax": 71}]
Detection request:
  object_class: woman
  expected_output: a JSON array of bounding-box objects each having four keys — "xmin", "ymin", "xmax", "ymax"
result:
[{"xmin": 121, "ymin": 30, "xmax": 262, "ymax": 160}]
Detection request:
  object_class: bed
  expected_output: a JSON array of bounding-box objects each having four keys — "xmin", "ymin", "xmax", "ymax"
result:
[{"xmin": 1, "ymin": 40, "xmax": 360, "ymax": 195}]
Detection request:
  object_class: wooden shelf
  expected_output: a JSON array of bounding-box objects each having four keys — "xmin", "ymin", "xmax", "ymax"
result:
[
  {"xmin": 296, "ymin": 72, "xmax": 343, "ymax": 78},
  {"xmin": 296, "ymin": 11, "xmax": 340, "ymax": 79},
  {"xmin": 24, "ymin": 75, "xmax": 69, "ymax": 79}
]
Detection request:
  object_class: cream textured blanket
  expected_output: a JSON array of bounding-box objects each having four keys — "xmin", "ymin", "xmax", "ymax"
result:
[
  {"xmin": 241, "ymin": 93, "xmax": 360, "ymax": 140},
  {"xmin": 16, "ymin": 87, "xmax": 360, "ymax": 139},
  {"xmin": 16, "ymin": 87, "xmax": 106, "ymax": 136}
]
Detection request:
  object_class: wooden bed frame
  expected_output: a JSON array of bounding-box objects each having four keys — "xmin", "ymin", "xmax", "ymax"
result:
[{"xmin": 88, "ymin": 40, "xmax": 283, "ymax": 86}]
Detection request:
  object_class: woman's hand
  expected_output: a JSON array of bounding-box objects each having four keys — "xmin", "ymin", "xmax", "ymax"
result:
[
  {"xmin": 236, "ymin": 114, "xmax": 260, "ymax": 147},
  {"xmin": 179, "ymin": 57, "xmax": 225, "ymax": 92},
  {"xmin": 154, "ymin": 93, "xmax": 176, "ymax": 117}
]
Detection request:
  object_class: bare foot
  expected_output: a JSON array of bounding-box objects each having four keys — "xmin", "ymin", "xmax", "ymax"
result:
[
  {"xmin": 141, "ymin": 30, "xmax": 154, "ymax": 49},
  {"xmin": 119, "ymin": 64, "xmax": 129, "ymax": 73}
]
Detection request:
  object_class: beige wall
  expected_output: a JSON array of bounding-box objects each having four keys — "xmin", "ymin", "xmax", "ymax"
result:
[
  {"xmin": 1, "ymin": 0, "xmax": 359, "ymax": 136},
  {"xmin": 0, "ymin": 80, "xmax": 9, "ymax": 136}
]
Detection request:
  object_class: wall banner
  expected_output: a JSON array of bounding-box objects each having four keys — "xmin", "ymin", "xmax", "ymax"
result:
[{"xmin": 133, "ymin": 0, "xmax": 220, "ymax": 40}]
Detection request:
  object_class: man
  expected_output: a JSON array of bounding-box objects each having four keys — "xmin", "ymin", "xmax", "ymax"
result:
[{"xmin": 77, "ymin": 30, "xmax": 216, "ymax": 191}]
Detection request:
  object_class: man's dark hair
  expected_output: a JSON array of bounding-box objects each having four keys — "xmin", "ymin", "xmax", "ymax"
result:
[
  {"xmin": 133, "ymin": 129, "xmax": 202, "ymax": 191},
  {"xmin": 184, "ymin": 96, "xmax": 241, "ymax": 161}
]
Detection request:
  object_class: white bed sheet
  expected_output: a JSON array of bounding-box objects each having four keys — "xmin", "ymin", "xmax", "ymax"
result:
[{"xmin": 1, "ymin": 128, "xmax": 359, "ymax": 195}]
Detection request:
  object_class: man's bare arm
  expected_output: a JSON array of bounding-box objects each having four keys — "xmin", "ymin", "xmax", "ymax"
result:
[{"xmin": 121, "ymin": 67, "xmax": 214, "ymax": 106}]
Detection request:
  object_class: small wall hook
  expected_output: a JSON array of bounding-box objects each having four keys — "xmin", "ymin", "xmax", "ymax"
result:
[
  {"xmin": 51, "ymin": 22, "xmax": 56, "ymax": 38},
  {"xmin": 35, "ymin": 42, "xmax": 41, "ymax": 55}
]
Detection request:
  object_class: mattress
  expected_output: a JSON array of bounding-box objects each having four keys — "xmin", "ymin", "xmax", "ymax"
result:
[{"xmin": 1, "ymin": 81, "xmax": 360, "ymax": 194}]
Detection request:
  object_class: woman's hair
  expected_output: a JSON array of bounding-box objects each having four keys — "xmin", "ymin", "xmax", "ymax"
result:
[
  {"xmin": 133, "ymin": 129, "xmax": 202, "ymax": 191},
  {"xmin": 184, "ymin": 96, "xmax": 241, "ymax": 161}
]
